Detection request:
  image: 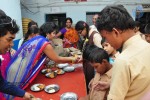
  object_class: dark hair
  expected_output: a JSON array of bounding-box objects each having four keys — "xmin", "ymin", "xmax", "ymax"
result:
[
  {"xmin": 83, "ymin": 44, "xmax": 109, "ymax": 63},
  {"xmin": 65, "ymin": 17, "xmax": 73, "ymax": 23},
  {"xmin": 28, "ymin": 21, "xmax": 38, "ymax": 29},
  {"xmin": 75, "ymin": 21, "xmax": 89, "ymax": 38},
  {"xmin": 40, "ymin": 22, "xmax": 58, "ymax": 37},
  {"xmin": 24, "ymin": 27, "xmax": 39, "ymax": 40},
  {"xmin": 0, "ymin": 9, "xmax": 6, "ymax": 17},
  {"xmin": 144, "ymin": 23, "xmax": 150, "ymax": 34},
  {"xmin": 96, "ymin": 5, "xmax": 135, "ymax": 32},
  {"xmin": 135, "ymin": 21, "xmax": 140, "ymax": 27},
  {"xmin": 0, "ymin": 16, "xmax": 19, "ymax": 37},
  {"xmin": 101, "ymin": 37, "xmax": 106, "ymax": 45}
]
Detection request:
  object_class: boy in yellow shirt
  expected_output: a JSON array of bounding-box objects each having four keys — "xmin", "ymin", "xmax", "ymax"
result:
[{"xmin": 80, "ymin": 44, "xmax": 112, "ymax": 100}]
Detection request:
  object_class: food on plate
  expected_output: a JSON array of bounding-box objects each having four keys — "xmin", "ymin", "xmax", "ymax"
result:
[
  {"xmin": 44, "ymin": 84, "xmax": 60, "ymax": 93},
  {"xmin": 55, "ymin": 69, "xmax": 65, "ymax": 75},
  {"xmin": 47, "ymin": 87, "xmax": 55, "ymax": 93},
  {"xmin": 41, "ymin": 68, "xmax": 52, "ymax": 74},
  {"xmin": 69, "ymin": 47, "xmax": 78, "ymax": 52},
  {"xmin": 37, "ymin": 84, "xmax": 45, "ymax": 90},
  {"xmin": 45, "ymin": 72, "xmax": 57, "ymax": 78},
  {"xmin": 30, "ymin": 84, "xmax": 45, "ymax": 92}
]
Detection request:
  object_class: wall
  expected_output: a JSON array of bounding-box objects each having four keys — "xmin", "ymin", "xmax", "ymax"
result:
[
  {"xmin": 21, "ymin": 4, "xmax": 105, "ymax": 27},
  {"xmin": 21, "ymin": 0, "xmax": 141, "ymax": 27},
  {"xmin": 0, "ymin": 0, "xmax": 23, "ymax": 40}
]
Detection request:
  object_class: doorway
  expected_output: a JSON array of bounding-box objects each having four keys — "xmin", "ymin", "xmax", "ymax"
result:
[{"xmin": 45, "ymin": 13, "xmax": 66, "ymax": 30}]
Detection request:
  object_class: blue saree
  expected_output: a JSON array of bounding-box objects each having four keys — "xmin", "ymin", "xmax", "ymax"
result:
[{"xmin": 5, "ymin": 36, "xmax": 49, "ymax": 99}]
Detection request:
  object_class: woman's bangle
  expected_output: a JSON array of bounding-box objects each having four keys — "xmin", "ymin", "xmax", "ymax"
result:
[{"xmin": 71, "ymin": 57, "xmax": 76, "ymax": 64}]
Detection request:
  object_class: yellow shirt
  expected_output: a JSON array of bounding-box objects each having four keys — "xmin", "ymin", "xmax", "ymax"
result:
[
  {"xmin": 89, "ymin": 69, "xmax": 112, "ymax": 100},
  {"xmin": 108, "ymin": 34, "xmax": 150, "ymax": 100}
]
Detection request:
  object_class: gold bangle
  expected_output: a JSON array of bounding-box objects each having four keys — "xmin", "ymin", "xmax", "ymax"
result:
[{"xmin": 71, "ymin": 57, "xmax": 75, "ymax": 64}]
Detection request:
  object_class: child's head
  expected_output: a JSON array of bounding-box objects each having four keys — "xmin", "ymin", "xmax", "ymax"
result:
[
  {"xmin": 83, "ymin": 44, "xmax": 110, "ymax": 75},
  {"xmin": 101, "ymin": 38, "xmax": 116, "ymax": 56},
  {"xmin": 144, "ymin": 23, "xmax": 150, "ymax": 43},
  {"xmin": 134, "ymin": 21, "xmax": 140, "ymax": 33}
]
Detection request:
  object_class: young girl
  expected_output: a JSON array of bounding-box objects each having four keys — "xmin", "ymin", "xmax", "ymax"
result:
[
  {"xmin": 75, "ymin": 21, "xmax": 102, "ymax": 93},
  {"xmin": 101, "ymin": 38, "xmax": 120, "ymax": 64}
]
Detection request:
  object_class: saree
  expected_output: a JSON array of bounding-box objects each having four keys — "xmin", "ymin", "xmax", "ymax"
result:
[
  {"xmin": 4, "ymin": 36, "xmax": 49, "ymax": 99},
  {"xmin": 63, "ymin": 28, "xmax": 79, "ymax": 48}
]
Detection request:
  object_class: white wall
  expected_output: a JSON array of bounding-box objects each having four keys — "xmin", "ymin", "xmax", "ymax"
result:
[
  {"xmin": 22, "ymin": 0, "xmax": 105, "ymax": 26},
  {"xmin": 21, "ymin": 0, "xmax": 146, "ymax": 28},
  {"xmin": 0, "ymin": 0, "xmax": 23, "ymax": 40}
]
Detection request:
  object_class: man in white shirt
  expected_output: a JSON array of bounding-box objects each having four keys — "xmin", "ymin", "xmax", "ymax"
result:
[{"xmin": 89, "ymin": 14, "xmax": 102, "ymax": 48}]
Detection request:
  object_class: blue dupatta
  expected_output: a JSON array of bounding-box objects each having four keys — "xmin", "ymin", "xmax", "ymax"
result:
[{"xmin": 5, "ymin": 36, "xmax": 49, "ymax": 99}]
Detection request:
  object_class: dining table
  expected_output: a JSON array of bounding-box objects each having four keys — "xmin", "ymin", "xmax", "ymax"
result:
[{"xmin": 14, "ymin": 63, "xmax": 87, "ymax": 100}]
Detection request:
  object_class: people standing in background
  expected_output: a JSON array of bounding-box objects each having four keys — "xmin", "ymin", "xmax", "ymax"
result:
[
  {"xmin": 75, "ymin": 21, "xmax": 89, "ymax": 51},
  {"xmin": 22, "ymin": 26, "xmax": 40, "ymax": 45},
  {"xmin": 75, "ymin": 20, "xmax": 102, "ymax": 93},
  {"xmin": 144, "ymin": 23, "xmax": 150, "ymax": 43},
  {"xmin": 27, "ymin": 21, "xmax": 38, "ymax": 29},
  {"xmin": 0, "ymin": 9, "xmax": 37, "ymax": 100},
  {"xmin": 89, "ymin": 14, "xmax": 102, "ymax": 48},
  {"xmin": 134, "ymin": 21, "xmax": 145, "ymax": 40},
  {"xmin": 56, "ymin": 17, "xmax": 79, "ymax": 48},
  {"xmin": 96, "ymin": 5, "xmax": 150, "ymax": 100}
]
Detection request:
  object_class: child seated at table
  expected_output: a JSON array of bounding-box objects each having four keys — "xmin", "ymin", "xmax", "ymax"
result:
[{"xmin": 80, "ymin": 44, "xmax": 112, "ymax": 100}]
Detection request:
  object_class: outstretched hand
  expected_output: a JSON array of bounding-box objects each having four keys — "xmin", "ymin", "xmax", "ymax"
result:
[
  {"xmin": 73, "ymin": 55, "xmax": 82, "ymax": 63},
  {"xmin": 23, "ymin": 92, "xmax": 37, "ymax": 100}
]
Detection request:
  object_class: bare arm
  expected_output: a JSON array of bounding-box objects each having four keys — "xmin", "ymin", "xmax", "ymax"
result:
[
  {"xmin": 43, "ymin": 44, "xmax": 75, "ymax": 63},
  {"xmin": 56, "ymin": 32, "xmax": 62, "ymax": 38}
]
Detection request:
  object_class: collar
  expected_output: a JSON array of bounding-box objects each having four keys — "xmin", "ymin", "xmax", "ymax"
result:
[
  {"xmin": 122, "ymin": 34, "xmax": 141, "ymax": 51},
  {"xmin": 104, "ymin": 68, "xmax": 112, "ymax": 79},
  {"xmin": 114, "ymin": 51, "xmax": 120, "ymax": 58}
]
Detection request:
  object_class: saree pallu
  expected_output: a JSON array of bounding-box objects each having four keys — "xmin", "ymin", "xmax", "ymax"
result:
[
  {"xmin": 5, "ymin": 36, "xmax": 49, "ymax": 99},
  {"xmin": 63, "ymin": 28, "xmax": 79, "ymax": 48}
]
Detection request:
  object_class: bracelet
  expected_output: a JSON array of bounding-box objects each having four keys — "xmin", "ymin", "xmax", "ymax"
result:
[{"xmin": 71, "ymin": 57, "xmax": 76, "ymax": 64}]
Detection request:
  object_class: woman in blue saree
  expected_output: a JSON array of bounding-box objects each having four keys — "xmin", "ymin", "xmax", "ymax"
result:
[{"xmin": 5, "ymin": 22, "xmax": 78, "ymax": 99}]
